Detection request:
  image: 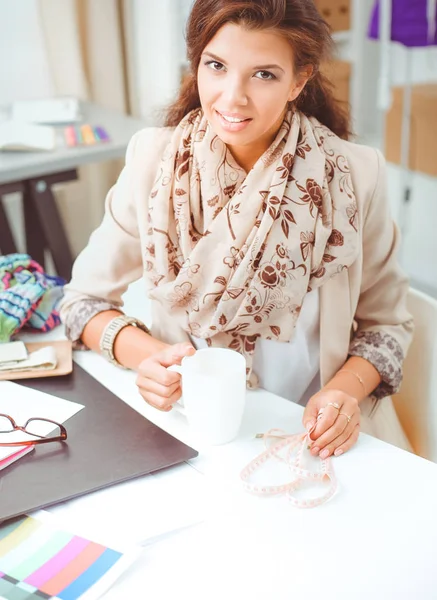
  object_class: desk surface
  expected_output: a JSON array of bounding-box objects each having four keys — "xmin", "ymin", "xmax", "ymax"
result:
[
  {"xmin": 16, "ymin": 321, "xmax": 437, "ymax": 600},
  {"xmin": 0, "ymin": 102, "xmax": 146, "ymax": 184},
  {"xmin": 75, "ymin": 350, "xmax": 437, "ymax": 600}
]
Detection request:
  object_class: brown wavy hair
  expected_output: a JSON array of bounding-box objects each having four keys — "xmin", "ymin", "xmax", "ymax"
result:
[{"xmin": 165, "ymin": 0, "xmax": 351, "ymax": 139}]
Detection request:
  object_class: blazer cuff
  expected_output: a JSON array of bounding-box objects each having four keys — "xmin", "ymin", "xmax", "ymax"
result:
[
  {"xmin": 62, "ymin": 299, "xmax": 122, "ymax": 349},
  {"xmin": 348, "ymin": 330, "xmax": 404, "ymax": 400}
]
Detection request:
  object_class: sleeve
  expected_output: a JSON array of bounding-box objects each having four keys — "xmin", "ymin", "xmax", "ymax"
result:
[
  {"xmin": 60, "ymin": 130, "xmax": 145, "ymax": 345},
  {"xmin": 348, "ymin": 149, "xmax": 414, "ymax": 400}
]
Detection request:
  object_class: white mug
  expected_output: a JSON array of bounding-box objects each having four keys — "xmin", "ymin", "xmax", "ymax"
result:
[{"xmin": 168, "ymin": 348, "xmax": 247, "ymax": 445}]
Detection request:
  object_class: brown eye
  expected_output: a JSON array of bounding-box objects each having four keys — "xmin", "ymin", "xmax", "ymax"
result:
[
  {"xmin": 255, "ymin": 71, "xmax": 276, "ymax": 81},
  {"xmin": 205, "ymin": 60, "xmax": 224, "ymax": 72}
]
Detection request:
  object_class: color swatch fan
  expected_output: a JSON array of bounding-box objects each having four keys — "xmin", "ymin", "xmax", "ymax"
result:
[{"xmin": 0, "ymin": 512, "xmax": 139, "ymax": 600}]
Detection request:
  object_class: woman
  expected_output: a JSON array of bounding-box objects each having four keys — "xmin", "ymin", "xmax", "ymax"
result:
[{"xmin": 61, "ymin": 0, "xmax": 413, "ymax": 458}]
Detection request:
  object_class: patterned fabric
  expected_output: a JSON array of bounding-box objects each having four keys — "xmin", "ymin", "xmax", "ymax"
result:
[
  {"xmin": 64, "ymin": 299, "xmax": 121, "ymax": 349},
  {"xmin": 349, "ymin": 330, "xmax": 405, "ymax": 400},
  {"xmin": 144, "ymin": 108, "xmax": 359, "ymax": 382},
  {"xmin": 0, "ymin": 253, "xmax": 65, "ymax": 342}
]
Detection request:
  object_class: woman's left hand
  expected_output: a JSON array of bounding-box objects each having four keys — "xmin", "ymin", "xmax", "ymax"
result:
[{"xmin": 302, "ymin": 390, "xmax": 361, "ymax": 458}]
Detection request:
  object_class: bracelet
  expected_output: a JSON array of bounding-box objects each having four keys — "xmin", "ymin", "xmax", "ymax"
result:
[
  {"xmin": 338, "ymin": 368, "xmax": 367, "ymax": 396},
  {"xmin": 99, "ymin": 315, "xmax": 150, "ymax": 368}
]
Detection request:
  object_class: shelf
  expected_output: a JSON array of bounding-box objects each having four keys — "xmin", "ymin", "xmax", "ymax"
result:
[{"xmin": 332, "ymin": 30, "xmax": 352, "ymax": 44}]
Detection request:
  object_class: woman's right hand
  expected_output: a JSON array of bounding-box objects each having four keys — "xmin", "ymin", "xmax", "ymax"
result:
[{"xmin": 136, "ymin": 343, "xmax": 196, "ymax": 411}]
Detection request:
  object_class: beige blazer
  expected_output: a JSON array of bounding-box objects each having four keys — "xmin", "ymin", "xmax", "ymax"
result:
[{"xmin": 61, "ymin": 127, "xmax": 414, "ymax": 449}]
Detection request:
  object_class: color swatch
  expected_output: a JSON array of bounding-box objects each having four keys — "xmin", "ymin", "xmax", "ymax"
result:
[
  {"xmin": 64, "ymin": 125, "xmax": 110, "ymax": 148},
  {"xmin": 0, "ymin": 515, "xmax": 139, "ymax": 599}
]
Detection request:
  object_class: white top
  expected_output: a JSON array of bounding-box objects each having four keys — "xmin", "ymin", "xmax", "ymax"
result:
[{"xmin": 191, "ymin": 290, "xmax": 321, "ymax": 405}]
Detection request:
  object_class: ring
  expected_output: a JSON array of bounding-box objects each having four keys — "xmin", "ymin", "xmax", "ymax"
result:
[
  {"xmin": 339, "ymin": 412, "xmax": 352, "ymax": 424},
  {"xmin": 327, "ymin": 402, "xmax": 340, "ymax": 410}
]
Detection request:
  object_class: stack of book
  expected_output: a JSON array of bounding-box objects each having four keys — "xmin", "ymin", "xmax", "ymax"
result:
[{"xmin": 0, "ymin": 96, "xmax": 81, "ymax": 151}]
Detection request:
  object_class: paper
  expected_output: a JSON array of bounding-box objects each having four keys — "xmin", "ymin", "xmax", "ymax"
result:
[
  {"xmin": 47, "ymin": 463, "xmax": 208, "ymax": 546},
  {"xmin": 0, "ymin": 347, "xmax": 57, "ymax": 372},
  {"xmin": 0, "ymin": 511, "xmax": 140, "ymax": 600},
  {"xmin": 0, "ymin": 381, "xmax": 84, "ymax": 461}
]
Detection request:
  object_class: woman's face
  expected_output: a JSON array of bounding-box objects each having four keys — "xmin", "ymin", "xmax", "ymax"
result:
[{"xmin": 197, "ymin": 23, "xmax": 307, "ymax": 154}]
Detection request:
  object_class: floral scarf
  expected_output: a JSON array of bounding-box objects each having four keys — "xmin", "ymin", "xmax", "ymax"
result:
[{"xmin": 144, "ymin": 108, "xmax": 359, "ymax": 384}]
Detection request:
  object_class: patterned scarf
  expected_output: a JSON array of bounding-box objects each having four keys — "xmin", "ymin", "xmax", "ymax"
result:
[
  {"xmin": 0, "ymin": 254, "xmax": 64, "ymax": 343},
  {"xmin": 144, "ymin": 108, "xmax": 359, "ymax": 383}
]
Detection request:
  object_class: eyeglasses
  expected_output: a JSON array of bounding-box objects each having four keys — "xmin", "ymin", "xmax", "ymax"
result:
[{"xmin": 0, "ymin": 414, "xmax": 67, "ymax": 446}]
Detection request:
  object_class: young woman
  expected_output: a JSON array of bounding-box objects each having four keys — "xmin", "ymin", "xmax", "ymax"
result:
[{"xmin": 61, "ymin": 0, "xmax": 413, "ymax": 458}]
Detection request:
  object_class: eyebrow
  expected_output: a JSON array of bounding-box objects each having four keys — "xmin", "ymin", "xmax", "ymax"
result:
[{"xmin": 202, "ymin": 51, "xmax": 285, "ymax": 73}]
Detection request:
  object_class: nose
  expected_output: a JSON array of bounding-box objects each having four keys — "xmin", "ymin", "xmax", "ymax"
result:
[{"xmin": 221, "ymin": 74, "xmax": 248, "ymax": 107}]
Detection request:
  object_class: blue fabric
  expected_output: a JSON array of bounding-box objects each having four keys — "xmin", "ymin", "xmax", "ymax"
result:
[{"xmin": 0, "ymin": 253, "xmax": 65, "ymax": 342}]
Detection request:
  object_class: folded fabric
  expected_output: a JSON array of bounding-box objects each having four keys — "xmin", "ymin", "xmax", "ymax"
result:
[
  {"xmin": 0, "ymin": 346, "xmax": 57, "ymax": 372},
  {"xmin": 0, "ymin": 254, "xmax": 65, "ymax": 343}
]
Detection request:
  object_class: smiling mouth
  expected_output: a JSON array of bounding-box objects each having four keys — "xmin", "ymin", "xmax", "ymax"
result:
[{"xmin": 216, "ymin": 110, "xmax": 252, "ymax": 123}]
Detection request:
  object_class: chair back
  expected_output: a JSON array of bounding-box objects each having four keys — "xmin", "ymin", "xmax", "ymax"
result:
[{"xmin": 393, "ymin": 288, "xmax": 437, "ymax": 461}]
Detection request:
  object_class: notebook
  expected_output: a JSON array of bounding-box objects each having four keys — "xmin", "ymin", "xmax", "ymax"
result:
[
  {"xmin": 0, "ymin": 120, "xmax": 56, "ymax": 151},
  {"xmin": 0, "ymin": 364, "xmax": 198, "ymax": 523}
]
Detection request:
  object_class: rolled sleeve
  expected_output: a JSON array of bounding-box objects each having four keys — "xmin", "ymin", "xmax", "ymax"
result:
[
  {"xmin": 63, "ymin": 299, "xmax": 121, "ymax": 349},
  {"xmin": 349, "ymin": 330, "xmax": 404, "ymax": 399}
]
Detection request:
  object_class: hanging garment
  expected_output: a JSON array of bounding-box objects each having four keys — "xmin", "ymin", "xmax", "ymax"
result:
[{"xmin": 369, "ymin": 0, "xmax": 437, "ymax": 47}]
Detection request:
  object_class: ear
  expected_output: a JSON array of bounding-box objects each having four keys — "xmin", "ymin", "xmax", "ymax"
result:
[{"xmin": 288, "ymin": 65, "xmax": 314, "ymax": 102}]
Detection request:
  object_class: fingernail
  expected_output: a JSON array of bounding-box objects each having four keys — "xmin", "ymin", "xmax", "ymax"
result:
[
  {"xmin": 319, "ymin": 449, "xmax": 330, "ymax": 459},
  {"xmin": 311, "ymin": 446, "xmax": 320, "ymax": 456},
  {"xmin": 305, "ymin": 421, "xmax": 315, "ymax": 432},
  {"xmin": 334, "ymin": 449, "xmax": 343, "ymax": 457}
]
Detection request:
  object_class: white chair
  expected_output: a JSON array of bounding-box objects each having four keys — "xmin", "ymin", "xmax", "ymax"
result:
[{"xmin": 393, "ymin": 288, "xmax": 437, "ymax": 462}]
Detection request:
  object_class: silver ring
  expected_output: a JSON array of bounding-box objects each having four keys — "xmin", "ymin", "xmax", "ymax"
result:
[{"xmin": 339, "ymin": 412, "xmax": 352, "ymax": 424}]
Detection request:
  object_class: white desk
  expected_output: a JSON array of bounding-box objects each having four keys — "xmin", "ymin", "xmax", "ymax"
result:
[
  {"xmin": 16, "ymin": 282, "xmax": 437, "ymax": 599},
  {"xmin": 36, "ymin": 347, "xmax": 437, "ymax": 600}
]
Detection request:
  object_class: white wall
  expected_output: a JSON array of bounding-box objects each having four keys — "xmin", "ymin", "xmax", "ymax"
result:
[
  {"xmin": 132, "ymin": 0, "xmax": 186, "ymax": 124},
  {"xmin": 0, "ymin": 0, "xmax": 54, "ymax": 105},
  {"xmin": 0, "ymin": 0, "xmax": 56, "ymax": 253}
]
